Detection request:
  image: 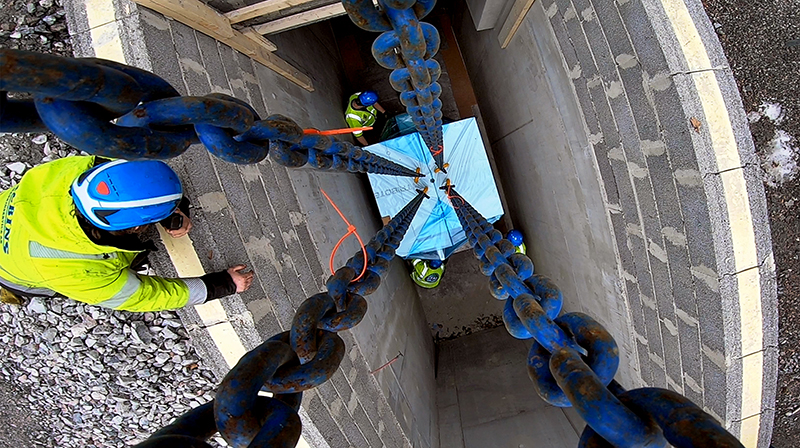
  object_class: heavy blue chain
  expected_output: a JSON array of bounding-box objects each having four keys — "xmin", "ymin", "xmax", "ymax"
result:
[
  {"xmin": 0, "ymin": 49, "xmax": 420, "ymax": 177},
  {"xmin": 342, "ymin": 0, "xmax": 446, "ymax": 172},
  {"xmin": 446, "ymin": 188, "xmax": 743, "ymax": 448},
  {"xmin": 134, "ymin": 189, "xmax": 427, "ymax": 447}
]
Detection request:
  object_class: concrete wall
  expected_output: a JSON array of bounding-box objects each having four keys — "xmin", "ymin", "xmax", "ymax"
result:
[
  {"xmin": 453, "ymin": 0, "xmax": 777, "ymax": 446},
  {"xmin": 452, "ymin": 2, "xmax": 637, "ymax": 389},
  {"xmin": 67, "ymin": 2, "xmax": 437, "ymax": 447},
  {"xmin": 437, "ymin": 327, "xmax": 584, "ymax": 447}
]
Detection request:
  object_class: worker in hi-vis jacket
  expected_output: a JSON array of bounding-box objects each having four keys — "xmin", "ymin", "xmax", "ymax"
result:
[
  {"xmin": 345, "ymin": 90, "xmax": 385, "ymax": 146},
  {"xmin": 0, "ymin": 156, "xmax": 254, "ymax": 312},
  {"xmin": 410, "ymin": 258, "xmax": 445, "ymax": 289}
]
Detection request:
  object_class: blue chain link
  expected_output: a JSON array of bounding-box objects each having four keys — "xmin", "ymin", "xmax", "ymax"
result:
[
  {"xmin": 134, "ymin": 189, "xmax": 427, "ymax": 447},
  {"xmin": 446, "ymin": 188, "xmax": 744, "ymax": 448},
  {"xmin": 342, "ymin": 0, "xmax": 446, "ymax": 172},
  {"xmin": 0, "ymin": 49, "xmax": 420, "ymax": 177}
]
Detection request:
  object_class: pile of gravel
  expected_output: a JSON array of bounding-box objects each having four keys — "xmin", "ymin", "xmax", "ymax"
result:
[
  {"xmin": 1, "ymin": 133, "xmax": 81, "ymax": 190},
  {"xmin": 0, "ymin": 298, "xmax": 226, "ymax": 447},
  {"xmin": 0, "ymin": 0, "xmax": 71, "ymax": 56}
]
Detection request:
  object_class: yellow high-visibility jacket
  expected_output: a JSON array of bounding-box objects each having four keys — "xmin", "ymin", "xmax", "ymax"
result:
[
  {"xmin": 0, "ymin": 156, "xmax": 205, "ymax": 312},
  {"xmin": 345, "ymin": 92, "xmax": 377, "ymax": 138}
]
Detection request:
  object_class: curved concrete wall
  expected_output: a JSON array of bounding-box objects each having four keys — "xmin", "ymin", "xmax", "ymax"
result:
[{"xmin": 454, "ymin": 0, "xmax": 776, "ymax": 446}]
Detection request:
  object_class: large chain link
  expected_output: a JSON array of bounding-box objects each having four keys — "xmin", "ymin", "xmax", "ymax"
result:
[
  {"xmin": 135, "ymin": 189, "xmax": 427, "ymax": 447},
  {"xmin": 447, "ymin": 188, "xmax": 744, "ymax": 448},
  {"xmin": 342, "ymin": 0, "xmax": 446, "ymax": 172},
  {"xmin": 0, "ymin": 49, "xmax": 420, "ymax": 177}
]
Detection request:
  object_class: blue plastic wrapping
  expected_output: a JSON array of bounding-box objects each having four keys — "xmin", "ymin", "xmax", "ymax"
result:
[{"xmin": 367, "ymin": 117, "xmax": 504, "ymax": 259}]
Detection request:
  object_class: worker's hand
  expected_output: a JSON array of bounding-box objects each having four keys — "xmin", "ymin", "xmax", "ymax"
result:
[
  {"xmin": 166, "ymin": 209, "xmax": 192, "ymax": 238},
  {"xmin": 227, "ymin": 265, "xmax": 254, "ymax": 293}
]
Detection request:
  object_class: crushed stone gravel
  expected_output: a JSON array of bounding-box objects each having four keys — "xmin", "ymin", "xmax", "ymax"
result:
[
  {"xmin": 703, "ymin": 0, "xmax": 800, "ymax": 446},
  {"xmin": 0, "ymin": 298, "xmax": 227, "ymax": 448}
]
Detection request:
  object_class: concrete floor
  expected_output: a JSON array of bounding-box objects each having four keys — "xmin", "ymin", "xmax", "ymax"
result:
[
  {"xmin": 418, "ymin": 251, "xmax": 505, "ymax": 339},
  {"xmin": 437, "ymin": 326, "xmax": 584, "ymax": 447}
]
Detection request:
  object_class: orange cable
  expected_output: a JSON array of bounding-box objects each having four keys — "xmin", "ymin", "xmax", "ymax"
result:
[
  {"xmin": 304, "ymin": 126, "xmax": 373, "ymax": 136},
  {"xmin": 320, "ymin": 188, "xmax": 368, "ymax": 283},
  {"xmin": 445, "ymin": 181, "xmax": 463, "ymax": 209},
  {"xmin": 430, "ymin": 145, "xmax": 443, "ymax": 156}
]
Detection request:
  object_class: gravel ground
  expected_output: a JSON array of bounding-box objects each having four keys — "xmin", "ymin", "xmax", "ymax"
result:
[
  {"xmin": 701, "ymin": 0, "xmax": 800, "ymax": 446},
  {"xmin": 0, "ymin": 300, "xmax": 222, "ymax": 448},
  {"xmin": 0, "ymin": 2, "xmax": 229, "ymax": 447}
]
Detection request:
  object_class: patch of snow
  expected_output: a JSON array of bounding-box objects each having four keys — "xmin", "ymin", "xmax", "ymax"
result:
[
  {"xmin": 760, "ymin": 102, "xmax": 785, "ymax": 123},
  {"xmin": 763, "ymin": 130, "xmax": 798, "ymax": 187},
  {"xmin": 747, "ymin": 111, "xmax": 762, "ymax": 123}
]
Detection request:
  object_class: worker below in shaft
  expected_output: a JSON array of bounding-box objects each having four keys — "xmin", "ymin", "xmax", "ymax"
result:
[
  {"xmin": 507, "ymin": 229, "xmax": 527, "ymax": 254},
  {"xmin": 0, "ymin": 156, "xmax": 254, "ymax": 312},
  {"xmin": 345, "ymin": 90, "xmax": 385, "ymax": 146},
  {"xmin": 410, "ymin": 258, "xmax": 445, "ymax": 289}
]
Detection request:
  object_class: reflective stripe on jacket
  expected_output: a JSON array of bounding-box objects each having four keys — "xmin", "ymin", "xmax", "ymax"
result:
[
  {"xmin": 345, "ymin": 93, "xmax": 377, "ymax": 137},
  {"xmin": 0, "ymin": 156, "xmax": 202, "ymax": 312}
]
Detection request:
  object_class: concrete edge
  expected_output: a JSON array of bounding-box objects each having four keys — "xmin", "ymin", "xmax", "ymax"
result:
[{"xmin": 641, "ymin": 0, "xmax": 777, "ymax": 446}]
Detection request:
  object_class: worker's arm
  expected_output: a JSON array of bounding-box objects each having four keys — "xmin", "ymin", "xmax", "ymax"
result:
[
  {"xmin": 108, "ymin": 265, "xmax": 253, "ymax": 312},
  {"xmin": 48, "ymin": 265, "xmax": 253, "ymax": 312},
  {"xmin": 373, "ymin": 102, "xmax": 385, "ymax": 114},
  {"xmin": 356, "ymin": 135, "xmax": 369, "ymax": 146}
]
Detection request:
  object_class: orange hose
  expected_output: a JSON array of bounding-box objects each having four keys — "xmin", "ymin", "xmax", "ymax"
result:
[
  {"xmin": 304, "ymin": 126, "xmax": 373, "ymax": 136},
  {"xmin": 320, "ymin": 188, "xmax": 368, "ymax": 283}
]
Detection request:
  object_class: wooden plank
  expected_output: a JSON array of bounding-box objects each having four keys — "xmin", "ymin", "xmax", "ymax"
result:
[
  {"xmin": 225, "ymin": 0, "xmax": 319, "ymax": 24},
  {"xmin": 133, "ymin": 0, "xmax": 313, "ymax": 91},
  {"xmin": 497, "ymin": 0, "xmax": 536, "ymax": 49},
  {"xmin": 252, "ymin": 2, "xmax": 346, "ymax": 35},
  {"xmin": 135, "ymin": 0, "xmax": 235, "ymax": 38},
  {"xmin": 240, "ymin": 26, "xmax": 277, "ymax": 52}
]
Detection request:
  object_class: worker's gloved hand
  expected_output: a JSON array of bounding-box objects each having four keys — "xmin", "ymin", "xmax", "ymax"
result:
[{"xmin": 227, "ymin": 265, "xmax": 254, "ymax": 293}]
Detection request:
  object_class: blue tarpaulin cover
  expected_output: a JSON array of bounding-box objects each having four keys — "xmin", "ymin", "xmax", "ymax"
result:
[{"xmin": 366, "ymin": 117, "xmax": 504, "ymax": 260}]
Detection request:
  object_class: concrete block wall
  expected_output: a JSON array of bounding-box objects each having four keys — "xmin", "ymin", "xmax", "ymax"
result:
[
  {"xmin": 64, "ymin": 1, "xmax": 437, "ymax": 447},
  {"xmin": 453, "ymin": 0, "xmax": 776, "ymax": 446}
]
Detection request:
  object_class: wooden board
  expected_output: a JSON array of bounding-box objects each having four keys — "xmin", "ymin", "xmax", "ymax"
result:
[
  {"xmin": 134, "ymin": 0, "xmax": 314, "ymax": 91},
  {"xmin": 497, "ymin": 0, "xmax": 536, "ymax": 49},
  {"xmin": 225, "ymin": 0, "xmax": 319, "ymax": 24},
  {"xmin": 240, "ymin": 26, "xmax": 278, "ymax": 52},
  {"xmin": 252, "ymin": 2, "xmax": 347, "ymax": 35}
]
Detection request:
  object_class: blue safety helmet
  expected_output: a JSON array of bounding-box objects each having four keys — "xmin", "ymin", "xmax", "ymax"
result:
[
  {"xmin": 429, "ymin": 259, "xmax": 443, "ymax": 269},
  {"xmin": 507, "ymin": 229, "xmax": 524, "ymax": 246},
  {"xmin": 71, "ymin": 159, "xmax": 183, "ymax": 231},
  {"xmin": 358, "ymin": 91, "xmax": 378, "ymax": 107}
]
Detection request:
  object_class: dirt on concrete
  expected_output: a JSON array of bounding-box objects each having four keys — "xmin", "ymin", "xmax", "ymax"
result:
[{"xmin": 701, "ymin": 0, "xmax": 800, "ymax": 446}]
